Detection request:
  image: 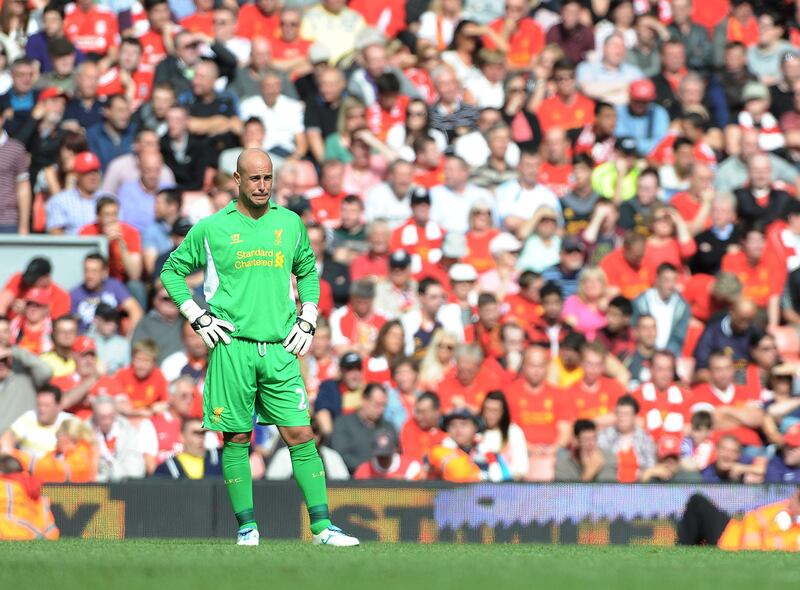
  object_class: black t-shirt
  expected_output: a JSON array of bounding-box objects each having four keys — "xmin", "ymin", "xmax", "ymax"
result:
[
  {"xmin": 186, "ymin": 92, "xmax": 240, "ymax": 153},
  {"xmin": 618, "ymin": 198, "xmax": 652, "ymax": 236},
  {"xmin": 304, "ymin": 96, "xmax": 339, "ymax": 139},
  {"xmin": 689, "ymin": 226, "xmax": 740, "ymax": 276},
  {"xmin": 785, "ymin": 267, "xmax": 800, "ymax": 313}
]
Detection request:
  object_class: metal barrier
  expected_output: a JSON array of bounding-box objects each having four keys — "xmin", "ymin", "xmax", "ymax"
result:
[{"xmin": 42, "ymin": 481, "xmax": 798, "ymax": 543}]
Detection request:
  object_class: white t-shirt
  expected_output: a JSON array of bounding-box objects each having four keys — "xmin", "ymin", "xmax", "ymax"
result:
[
  {"xmin": 495, "ymin": 180, "xmax": 561, "ymax": 229},
  {"xmin": 429, "ymin": 183, "xmax": 495, "ymax": 234},
  {"xmin": 10, "ymin": 411, "xmax": 73, "ymax": 457}
]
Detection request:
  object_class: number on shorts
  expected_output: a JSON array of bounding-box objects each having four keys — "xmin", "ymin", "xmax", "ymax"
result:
[{"xmin": 296, "ymin": 387, "xmax": 307, "ymax": 410}]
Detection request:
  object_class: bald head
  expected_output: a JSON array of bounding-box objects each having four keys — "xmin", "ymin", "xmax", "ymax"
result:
[
  {"xmin": 731, "ymin": 297, "xmax": 758, "ymax": 332},
  {"xmin": 234, "ymin": 149, "xmax": 274, "ymax": 212}
]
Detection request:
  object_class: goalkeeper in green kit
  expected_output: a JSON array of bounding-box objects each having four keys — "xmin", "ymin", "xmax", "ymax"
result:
[{"xmin": 160, "ymin": 149, "xmax": 358, "ymax": 547}]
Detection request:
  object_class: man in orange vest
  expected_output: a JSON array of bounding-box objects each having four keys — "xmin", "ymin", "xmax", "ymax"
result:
[
  {"xmin": 0, "ymin": 454, "xmax": 59, "ymax": 541},
  {"xmin": 678, "ymin": 490, "xmax": 800, "ymax": 551}
]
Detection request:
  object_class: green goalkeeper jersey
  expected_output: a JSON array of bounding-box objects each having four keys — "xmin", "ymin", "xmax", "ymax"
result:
[{"xmin": 160, "ymin": 199, "xmax": 319, "ymax": 343}]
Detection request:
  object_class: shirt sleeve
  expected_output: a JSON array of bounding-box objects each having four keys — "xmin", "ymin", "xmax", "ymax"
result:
[
  {"xmin": 160, "ymin": 221, "xmax": 207, "ymax": 308},
  {"xmin": 292, "ymin": 216, "xmax": 320, "ymax": 305},
  {"xmin": 45, "ymin": 197, "xmax": 68, "ymax": 232}
]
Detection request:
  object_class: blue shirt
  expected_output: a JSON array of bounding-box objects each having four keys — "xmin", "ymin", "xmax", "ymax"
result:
[
  {"xmin": 64, "ymin": 98, "xmax": 105, "ymax": 130},
  {"xmin": 765, "ymin": 454, "xmax": 800, "ymax": 483},
  {"xmin": 118, "ymin": 180, "xmax": 157, "ymax": 234},
  {"xmin": 315, "ymin": 380, "xmax": 345, "ymax": 419},
  {"xmin": 142, "ymin": 220, "xmax": 172, "ymax": 256},
  {"xmin": 701, "ymin": 456, "xmax": 753, "ymax": 483},
  {"xmin": 87, "ymin": 122, "xmax": 138, "ymax": 171},
  {"xmin": 70, "ymin": 278, "xmax": 131, "ymax": 332},
  {"xmin": 45, "ymin": 188, "xmax": 102, "ymax": 235},
  {"xmin": 541, "ymin": 265, "xmax": 580, "ymax": 298},
  {"xmin": 614, "ymin": 103, "xmax": 670, "ymax": 157}
]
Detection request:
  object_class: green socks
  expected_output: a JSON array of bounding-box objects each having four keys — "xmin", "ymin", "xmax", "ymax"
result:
[
  {"xmin": 222, "ymin": 441, "xmax": 257, "ymax": 532},
  {"xmin": 289, "ymin": 439, "xmax": 332, "ymax": 535}
]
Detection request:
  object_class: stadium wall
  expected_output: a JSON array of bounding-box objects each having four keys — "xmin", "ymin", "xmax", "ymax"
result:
[{"xmin": 44, "ymin": 482, "xmax": 798, "ymax": 543}]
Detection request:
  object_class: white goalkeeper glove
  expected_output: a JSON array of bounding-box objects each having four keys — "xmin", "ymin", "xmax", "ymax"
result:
[
  {"xmin": 282, "ymin": 303, "xmax": 317, "ymax": 356},
  {"xmin": 180, "ymin": 300, "xmax": 235, "ymax": 350}
]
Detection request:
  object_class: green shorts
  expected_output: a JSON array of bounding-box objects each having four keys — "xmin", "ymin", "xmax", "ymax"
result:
[{"xmin": 203, "ymin": 338, "xmax": 311, "ymax": 432}]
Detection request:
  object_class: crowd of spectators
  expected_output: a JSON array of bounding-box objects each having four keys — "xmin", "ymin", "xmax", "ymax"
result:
[{"xmin": 1, "ymin": 0, "xmax": 800, "ymax": 484}]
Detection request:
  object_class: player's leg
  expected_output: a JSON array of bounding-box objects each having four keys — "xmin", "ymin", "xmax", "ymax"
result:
[
  {"xmin": 677, "ymin": 493, "xmax": 731, "ymax": 545},
  {"xmin": 257, "ymin": 344, "xmax": 359, "ymax": 546},
  {"xmin": 205, "ymin": 338, "xmax": 259, "ymax": 544}
]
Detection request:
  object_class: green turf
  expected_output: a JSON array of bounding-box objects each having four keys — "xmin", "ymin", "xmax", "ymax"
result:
[{"xmin": 1, "ymin": 540, "xmax": 798, "ymax": 590}]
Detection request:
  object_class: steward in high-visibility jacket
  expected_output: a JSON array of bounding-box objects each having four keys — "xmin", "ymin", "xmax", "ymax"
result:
[
  {"xmin": 718, "ymin": 497, "xmax": 800, "ymax": 552},
  {"xmin": 0, "ymin": 456, "xmax": 59, "ymax": 541}
]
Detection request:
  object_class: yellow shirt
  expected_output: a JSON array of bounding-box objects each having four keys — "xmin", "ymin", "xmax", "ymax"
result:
[
  {"xmin": 554, "ymin": 357, "xmax": 584, "ymax": 389},
  {"xmin": 175, "ymin": 453, "xmax": 205, "ymax": 480},
  {"xmin": 300, "ymin": 5, "xmax": 366, "ymax": 64},
  {"xmin": 39, "ymin": 351, "xmax": 76, "ymax": 378}
]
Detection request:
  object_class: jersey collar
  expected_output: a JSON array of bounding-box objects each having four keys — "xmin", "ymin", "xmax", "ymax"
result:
[{"xmin": 226, "ymin": 199, "xmax": 277, "ymax": 215}]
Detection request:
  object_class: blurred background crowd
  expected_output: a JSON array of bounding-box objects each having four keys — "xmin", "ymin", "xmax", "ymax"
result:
[{"xmin": 0, "ymin": 0, "xmax": 800, "ymax": 485}]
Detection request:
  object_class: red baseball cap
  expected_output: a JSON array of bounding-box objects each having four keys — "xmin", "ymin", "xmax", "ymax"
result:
[
  {"xmin": 784, "ymin": 423, "xmax": 800, "ymax": 447},
  {"xmin": 25, "ymin": 288, "xmax": 50, "ymax": 306},
  {"xmin": 657, "ymin": 435, "xmax": 682, "ymax": 460},
  {"xmin": 72, "ymin": 335, "xmax": 97, "ymax": 355},
  {"xmin": 73, "ymin": 151, "xmax": 101, "ymax": 174},
  {"xmin": 38, "ymin": 86, "xmax": 68, "ymax": 103},
  {"xmin": 629, "ymin": 79, "xmax": 656, "ymax": 102}
]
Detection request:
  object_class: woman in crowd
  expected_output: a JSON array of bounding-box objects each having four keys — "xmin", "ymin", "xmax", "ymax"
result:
[
  {"xmin": 0, "ymin": 0, "xmax": 39, "ymax": 62},
  {"xmin": 744, "ymin": 332, "xmax": 780, "ymax": 397},
  {"xmin": 364, "ymin": 320, "xmax": 406, "ymax": 387},
  {"xmin": 562, "ymin": 266, "xmax": 609, "ymax": 341},
  {"xmin": 324, "ymin": 97, "xmax": 368, "ymax": 162},
  {"xmin": 384, "ymin": 357, "xmax": 423, "ymax": 432},
  {"xmin": 518, "ymin": 206, "xmax": 562, "ymax": 273},
  {"xmin": 40, "ymin": 131, "xmax": 89, "ymax": 197},
  {"xmin": 417, "ymin": 0, "xmax": 463, "ymax": 52},
  {"xmin": 762, "ymin": 364, "xmax": 800, "ymax": 445},
  {"xmin": 441, "ymin": 19, "xmax": 482, "ymax": 88},
  {"xmin": 418, "ymin": 329, "xmax": 458, "ymax": 391},
  {"xmin": 386, "ymin": 98, "xmax": 448, "ymax": 161},
  {"xmin": 32, "ymin": 419, "xmax": 98, "ymax": 483},
  {"xmin": 644, "ymin": 205, "xmax": 697, "ymax": 277},
  {"xmin": 464, "ymin": 200, "xmax": 500, "ymax": 274},
  {"xmin": 479, "ymin": 391, "xmax": 529, "ymax": 480}
]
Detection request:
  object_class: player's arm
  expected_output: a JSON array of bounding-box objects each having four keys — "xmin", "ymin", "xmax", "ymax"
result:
[
  {"xmin": 283, "ymin": 219, "xmax": 321, "ymax": 356},
  {"xmin": 160, "ymin": 223, "xmax": 234, "ymax": 349}
]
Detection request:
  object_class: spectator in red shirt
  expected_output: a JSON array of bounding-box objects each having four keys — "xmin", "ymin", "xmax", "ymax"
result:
[
  {"xmin": 350, "ymin": 220, "xmax": 391, "ymax": 281},
  {"xmin": 309, "ymin": 160, "xmax": 348, "ymax": 228},
  {"xmin": 64, "ymin": 0, "xmax": 120, "ymax": 61},
  {"xmin": 643, "ymin": 205, "xmax": 697, "ymax": 276},
  {"xmin": 390, "ymin": 188, "xmax": 445, "ymax": 277},
  {"xmin": 537, "ymin": 57, "xmax": 595, "ymax": 134},
  {"xmin": 721, "ymin": 223, "xmax": 784, "ymax": 328},
  {"xmin": 399, "ymin": 391, "xmax": 445, "ymax": 463},
  {"xmin": 53, "ymin": 335, "xmax": 104, "ymax": 419},
  {"xmin": 353, "ymin": 430, "xmax": 421, "ymax": 480},
  {"xmin": 565, "ymin": 342, "xmax": 625, "ymax": 428},
  {"xmin": 366, "ymin": 73, "xmax": 409, "ymax": 142},
  {"xmin": 136, "ymin": 0, "xmax": 173, "ymax": 73},
  {"xmin": 97, "ymin": 37, "xmax": 154, "ymax": 111},
  {"xmin": 506, "ymin": 346, "xmax": 572, "ymax": 480},
  {"xmin": 150, "ymin": 375, "xmax": 198, "ymax": 464},
  {"xmin": 236, "ymin": 0, "xmax": 280, "ymax": 41},
  {"xmin": 691, "ymin": 350, "xmax": 765, "ymax": 447},
  {"xmin": 481, "ymin": 0, "xmax": 544, "ymax": 71},
  {"xmin": 79, "ymin": 196, "xmax": 143, "ymax": 285},
  {"xmin": 329, "ymin": 279, "xmax": 387, "ymax": 357},
  {"xmin": 11, "ymin": 289, "xmax": 54, "ymax": 358},
  {"xmin": 633, "ymin": 350, "xmax": 692, "ymax": 441},
  {"xmin": 0, "ymin": 257, "xmax": 71, "ymax": 321},
  {"xmin": 670, "ymin": 164, "xmax": 716, "ymax": 236},
  {"xmin": 180, "ymin": 0, "xmax": 215, "ymax": 37},
  {"xmin": 113, "ymin": 338, "xmax": 169, "ymax": 418},
  {"xmin": 600, "ymin": 231, "xmax": 653, "ymax": 300},
  {"xmin": 271, "ymin": 7, "xmax": 312, "ymax": 76},
  {"xmin": 436, "ymin": 343, "xmax": 495, "ymax": 413}
]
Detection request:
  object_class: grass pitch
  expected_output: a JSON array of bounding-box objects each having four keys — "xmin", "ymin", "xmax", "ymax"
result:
[{"xmin": 1, "ymin": 539, "xmax": 798, "ymax": 590}]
